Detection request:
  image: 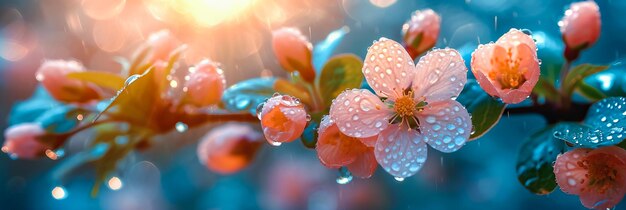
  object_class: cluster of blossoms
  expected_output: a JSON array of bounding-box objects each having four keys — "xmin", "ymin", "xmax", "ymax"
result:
[{"xmin": 2, "ymin": 0, "xmax": 624, "ymax": 209}]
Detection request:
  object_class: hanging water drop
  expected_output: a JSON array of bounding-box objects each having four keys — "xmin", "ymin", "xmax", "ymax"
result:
[
  {"xmin": 394, "ymin": 177, "xmax": 405, "ymax": 182},
  {"xmin": 336, "ymin": 167, "xmax": 353, "ymax": 184}
]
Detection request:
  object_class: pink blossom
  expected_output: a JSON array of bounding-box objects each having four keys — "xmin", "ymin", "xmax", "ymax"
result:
[
  {"xmin": 196, "ymin": 123, "xmax": 263, "ymax": 174},
  {"xmin": 402, "ymin": 9, "xmax": 441, "ymax": 59},
  {"xmin": 2, "ymin": 123, "xmax": 48, "ymax": 159},
  {"xmin": 559, "ymin": 1, "xmax": 601, "ymax": 59},
  {"xmin": 316, "ymin": 116, "xmax": 377, "ymax": 178},
  {"xmin": 271, "ymin": 28, "xmax": 315, "ymax": 82},
  {"xmin": 36, "ymin": 60, "xmax": 100, "ymax": 103},
  {"xmin": 329, "ymin": 38, "xmax": 471, "ymax": 179},
  {"xmin": 470, "ymin": 29, "xmax": 540, "ymax": 104},
  {"xmin": 554, "ymin": 146, "xmax": 626, "ymax": 209},
  {"xmin": 183, "ymin": 59, "xmax": 226, "ymax": 107},
  {"xmin": 259, "ymin": 94, "xmax": 308, "ymax": 146}
]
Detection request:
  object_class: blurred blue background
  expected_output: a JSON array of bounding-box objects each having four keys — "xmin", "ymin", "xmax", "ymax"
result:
[{"xmin": 1, "ymin": 0, "xmax": 625, "ymax": 209}]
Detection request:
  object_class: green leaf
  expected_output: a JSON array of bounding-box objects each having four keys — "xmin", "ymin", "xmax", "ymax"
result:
[
  {"xmin": 300, "ymin": 112, "xmax": 324, "ymax": 149},
  {"xmin": 516, "ymin": 126, "xmax": 566, "ymax": 195},
  {"xmin": 457, "ymin": 80, "xmax": 506, "ymax": 140},
  {"xmin": 222, "ymin": 77, "xmax": 277, "ymax": 115},
  {"xmin": 67, "ymin": 71, "xmax": 125, "ymax": 91},
  {"xmin": 318, "ymin": 54, "xmax": 364, "ymax": 107},
  {"xmin": 532, "ymin": 77, "xmax": 560, "ymax": 103},
  {"xmin": 96, "ymin": 68, "xmax": 161, "ymax": 128},
  {"xmin": 575, "ymin": 81, "xmax": 606, "ymax": 101},
  {"xmin": 562, "ymin": 64, "xmax": 609, "ymax": 99},
  {"xmin": 274, "ymin": 78, "xmax": 312, "ymax": 106}
]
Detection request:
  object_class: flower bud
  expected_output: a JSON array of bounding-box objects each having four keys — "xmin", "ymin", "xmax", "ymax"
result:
[
  {"xmin": 36, "ymin": 60, "xmax": 100, "ymax": 103},
  {"xmin": 402, "ymin": 9, "xmax": 440, "ymax": 59},
  {"xmin": 2, "ymin": 123, "xmax": 48, "ymax": 159},
  {"xmin": 258, "ymin": 94, "xmax": 308, "ymax": 145},
  {"xmin": 196, "ymin": 123, "xmax": 263, "ymax": 174},
  {"xmin": 145, "ymin": 30, "xmax": 181, "ymax": 63},
  {"xmin": 183, "ymin": 59, "xmax": 226, "ymax": 107},
  {"xmin": 271, "ymin": 28, "xmax": 315, "ymax": 82},
  {"xmin": 559, "ymin": 1, "xmax": 601, "ymax": 61}
]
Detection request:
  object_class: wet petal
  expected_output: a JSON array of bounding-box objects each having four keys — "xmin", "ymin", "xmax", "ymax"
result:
[
  {"xmin": 346, "ymin": 151, "xmax": 377, "ymax": 178},
  {"xmin": 579, "ymin": 147, "xmax": 626, "ymax": 209},
  {"xmin": 412, "ymin": 48, "xmax": 467, "ymax": 102},
  {"xmin": 374, "ymin": 124, "xmax": 428, "ymax": 178},
  {"xmin": 560, "ymin": 1, "xmax": 601, "ymax": 49},
  {"xmin": 496, "ymin": 28, "xmax": 537, "ymax": 53},
  {"xmin": 498, "ymin": 44, "xmax": 539, "ymax": 104},
  {"xmin": 196, "ymin": 123, "xmax": 263, "ymax": 174},
  {"xmin": 363, "ymin": 38, "xmax": 416, "ymax": 99},
  {"xmin": 359, "ymin": 135, "xmax": 378, "ymax": 147},
  {"xmin": 417, "ymin": 100, "xmax": 471, "ymax": 153},
  {"xmin": 260, "ymin": 94, "xmax": 307, "ymax": 144},
  {"xmin": 330, "ymin": 89, "xmax": 392, "ymax": 138},
  {"xmin": 470, "ymin": 43, "xmax": 500, "ymax": 97},
  {"xmin": 316, "ymin": 116, "xmax": 370, "ymax": 167},
  {"xmin": 554, "ymin": 148, "xmax": 592, "ymax": 195}
]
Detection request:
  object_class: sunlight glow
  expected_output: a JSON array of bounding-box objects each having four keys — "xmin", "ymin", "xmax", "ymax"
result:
[{"xmin": 148, "ymin": 0, "xmax": 259, "ymax": 27}]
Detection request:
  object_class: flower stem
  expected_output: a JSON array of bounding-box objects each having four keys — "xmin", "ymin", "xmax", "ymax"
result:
[{"xmin": 558, "ymin": 61, "xmax": 572, "ymax": 109}]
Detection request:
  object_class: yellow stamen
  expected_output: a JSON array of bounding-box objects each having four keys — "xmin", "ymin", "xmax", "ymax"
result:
[{"xmin": 489, "ymin": 48, "xmax": 527, "ymax": 89}]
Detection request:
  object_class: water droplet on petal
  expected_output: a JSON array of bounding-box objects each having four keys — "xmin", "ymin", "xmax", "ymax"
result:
[{"xmin": 175, "ymin": 122, "xmax": 188, "ymax": 133}]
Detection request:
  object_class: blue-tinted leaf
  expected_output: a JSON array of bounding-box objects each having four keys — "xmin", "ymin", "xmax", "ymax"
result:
[
  {"xmin": 313, "ymin": 26, "xmax": 350, "ymax": 72},
  {"xmin": 516, "ymin": 126, "xmax": 566, "ymax": 194},
  {"xmin": 52, "ymin": 143, "xmax": 110, "ymax": 180},
  {"xmin": 457, "ymin": 80, "xmax": 506, "ymax": 139},
  {"xmin": 35, "ymin": 105, "xmax": 86, "ymax": 133},
  {"xmin": 9, "ymin": 86, "xmax": 60, "ymax": 125},
  {"xmin": 552, "ymin": 97, "xmax": 626, "ymax": 147},
  {"xmin": 222, "ymin": 77, "xmax": 277, "ymax": 115}
]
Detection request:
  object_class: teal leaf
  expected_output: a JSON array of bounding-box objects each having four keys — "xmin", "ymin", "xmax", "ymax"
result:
[
  {"xmin": 552, "ymin": 97, "xmax": 626, "ymax": 147},
  {"xmin": 313, "ymin": 26, "xmax": 350, "ymax": 72},
  {"xmin": 8, "ymin": 86, "xmax": 60, "ymax": 125},
  {"xmin": 222, "ymin": 77, "xmax": 277, "ymax": 115},
  {"xmin": 457, "ymin": 79, "xmax": 506, "ymax": 139},
  {"xmin": 516, "ymin": 126, "xmax": 566, "ymax": 195}
]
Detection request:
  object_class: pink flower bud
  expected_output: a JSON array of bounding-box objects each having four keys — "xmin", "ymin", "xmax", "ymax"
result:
[
  {"xmin": 196, "ymin": 123, "xmax": 263, "ymax": 174},
  {"xmin": 559, "ymin": 1, "xmax": 601, "ymax": 60},
  {"xmin": 259, "ymin": 94, "xmax": 308, "ymax": 145},
  {"xmin": 2, "ymin": 123, "xmax": 48, "ymax": 159},
  {"xmin": 271, "ymin": 28, "xmax": 315, "ymax": 82},
  {"xmin": 145, "ymin": 30, "xmax": 181, "ymax": 63},
  {"xmin": 183, "ymin": 59, "xmax": 226, "ymax": 107},
  {"xmin": 36, "ymin": 60, "xmax": 100, "ymax": 103},
  {"xmin": 471, "ymin": 29, "xmax": 540, "ymax": 104},
  {"xmin": 402, "ymin": 9, "xmax": 441, "ymax": 59}
]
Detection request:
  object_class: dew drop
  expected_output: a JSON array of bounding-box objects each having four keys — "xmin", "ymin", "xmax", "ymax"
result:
[
  {"xmin": 394, "ymin": 177, "xmax": 405, "ymax": 182},
  {"xmin": 175, "ymin": 122, "xmax": 188, "ymax": 133},
  {"xmin": 124, "ymin": 74, "xmax": 140, "ymax": 86}
]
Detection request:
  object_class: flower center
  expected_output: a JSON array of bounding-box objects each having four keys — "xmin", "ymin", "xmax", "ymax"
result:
[
  {"xmin": 488, "ymin": 49, "xmax": 527, "ymax": 89},
  {"xmin": 394, "ymin": 95, "xmax": 416, "ymax": 117},
  {"xmin": 578, "ymin": 157, "xmax": 620, "ymax": 194}
]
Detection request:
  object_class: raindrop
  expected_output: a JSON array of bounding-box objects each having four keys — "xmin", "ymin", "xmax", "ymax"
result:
[
  {"xmin": 175, "ymin": 122, "xmax": 188, "ymax": 133},
  {"xmin": 256, "ymin": 103, "xmax": 265, "ymax": 120},
  {"xmin": 124, "ymin": 74, "xmax": 140, "ymax": 86},
  {"xmin": 394, "ymin": 177, "xmax": 405, "ymax": 182},
  {"xmin": 336, "ymin": 167, "xmax": 353, "ymax": 184}
]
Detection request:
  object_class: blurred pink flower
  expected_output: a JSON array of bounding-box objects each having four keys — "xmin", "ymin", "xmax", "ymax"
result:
[
  {"xmin": 554, "ymin": 146, "xmax": 626, "ymax": 209},
  {"xmin": 182, "ymin": 59, "xmax": 226, "ymax": 107},
  {"xmin": 559, "ymin": 1, "xmax": 601, "ymax": 60},
  {"xmin": 2, "ymin": 123, "xmax": 48, "ymax": 159},
  {"xmin": 145, "ymin": 30, "xmax": 181, "ymax": 63},
  {"xmin": 471, "ymin": 29, "xmax": 540, "ymax": 104},
  {"xmin": 196, "ymin": 123, "xmax": 263, "ymax": 174},
  {"xmin": 271, "ymin": 27, "xmax": 315, "ymax": 82},
  {"xmin": 36, "ymin": 60, "xmax": 100, "ymax": 103},
  {"xmin": 329, "ymin": 38, "xmax": 471, "ymax": 179},
  {"xmin": 402, "ymin": 9, "xmax": 441, "ymax": 59},
  {"xmin": 316, "ymin": 116, "xmax": 377, "ymax": 178},
  {"xmin": 259, "ymin": 94, "xmax": 308, "ymax": 145}
]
